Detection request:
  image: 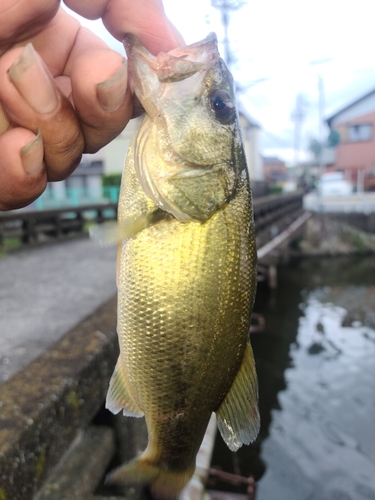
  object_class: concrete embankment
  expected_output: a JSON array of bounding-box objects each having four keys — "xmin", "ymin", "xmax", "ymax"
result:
[{"xmin": 293, "ymin": 213, "xmax": 375, "ymax": 257}]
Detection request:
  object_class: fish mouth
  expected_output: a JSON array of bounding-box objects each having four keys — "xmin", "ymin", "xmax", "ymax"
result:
[{"xmin": 124, "ymin": 32, "xmax": 219, "ymax": 83}]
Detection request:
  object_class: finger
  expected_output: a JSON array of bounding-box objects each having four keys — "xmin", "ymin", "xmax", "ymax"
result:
[
  {"xmin": 0, "ymin": 128, "xmax": 47, "ymax": 211},
  {"xmin": 30, "ymin": 8, "xmax": 108, "ymax": 77},
  {"xmin": 65, "ymin": 0, "xmax": 184, "ymax": 53},
  {"xmin": 27, "ymin": 8, "xmax": 132, "ymax": 152},
  {"xmin": 69, "ymin": 45, "xmax": 133, "ymax": 153},
  {"xmin": 0, "ymin": 0, "xmax": 59, "ymax": 54},
  {"xmin": 103, "ymin": 0, "xmax": 185, "ymax": 51},
  {"xmin": 167, "ymin": 19, "xmax": 185, "ymax": 47},
  {"xmin": 0, "ymin": 44, "xmax": 85, "ymax": 182}
]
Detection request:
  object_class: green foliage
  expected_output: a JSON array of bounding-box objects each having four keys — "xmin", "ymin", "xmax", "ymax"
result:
[
  {"xmin": 102, "ymin": 173, "xmax": 122, "ymax": 187},
  {"xmin": 340, "ymin": 226, "xmax": 369, "ymax": 251},
  {"xmin": 0, "ymin": 237, "xmax": 21, "ymax": 258},
  {"xmin": 309, "ymin": 138, "xmax": 323, "ymax": 161},
  {"xmin": 327, "ymin": 130, "xmax": 340, "ymax": 147},
  {"xmin": 269, "ymin": 184, "xmax": 283, "ymax": 194}
]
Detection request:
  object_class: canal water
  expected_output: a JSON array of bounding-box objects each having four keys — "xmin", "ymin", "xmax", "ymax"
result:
[{"xmin": 211, "ymin": 256, "xmax": 375, "ymax": 500}]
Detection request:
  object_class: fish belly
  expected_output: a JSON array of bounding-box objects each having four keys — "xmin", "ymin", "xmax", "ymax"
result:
[{"xmin": 116, "ymin": 177, "xmax": 257, "ymax": 471}]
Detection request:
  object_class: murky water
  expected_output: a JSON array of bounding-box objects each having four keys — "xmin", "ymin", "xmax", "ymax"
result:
[{"xmin": 211, "ymin": 256, "xmax": 375, "ymax": 500}]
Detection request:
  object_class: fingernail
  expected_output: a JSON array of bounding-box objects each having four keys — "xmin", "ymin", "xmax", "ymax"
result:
[
  {"xmin": 97, "ymin": 59, "xmax": 127, "ymax": 112},
  {"xmin": 21, "ymin": 129, "xmax": 44, "ymax": 175},
  {"xmin": 8, "ymin": 44, "xmax": 58, "ymax": 114}
]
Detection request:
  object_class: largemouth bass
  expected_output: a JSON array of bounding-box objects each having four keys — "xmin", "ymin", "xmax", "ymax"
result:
[{"xmin": 105, "ymin": 33, "xmax": 259, "ymax": 499}]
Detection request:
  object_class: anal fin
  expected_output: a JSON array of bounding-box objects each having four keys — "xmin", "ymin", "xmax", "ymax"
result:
[
  {"xmin": 106, "ymin": 356, "xmax": 144, "ymax": 417},
  {"xmin": 216, "ymin": 343, "xmax": 260, "ymax": 451}
]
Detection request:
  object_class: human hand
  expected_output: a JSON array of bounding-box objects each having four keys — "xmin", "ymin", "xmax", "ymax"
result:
[{"xmin": 0, "ymin": 0, "xmax": 183, "ymax": 211}]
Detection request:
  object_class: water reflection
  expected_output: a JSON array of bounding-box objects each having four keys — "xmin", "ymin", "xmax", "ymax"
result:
[{"xmin": 211, "ymin": 257, "xmax": 375, "ymax": 500}]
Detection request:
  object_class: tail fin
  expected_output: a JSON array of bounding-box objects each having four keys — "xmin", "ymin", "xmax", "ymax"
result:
[{"xmin": 106, "ymin": 455, "xmax": 195, "ymax": 500}]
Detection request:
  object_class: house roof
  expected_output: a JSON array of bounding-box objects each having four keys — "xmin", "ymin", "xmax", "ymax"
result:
[
  {"xmin": 262, "ymin": 156, "xmax": 285, "ymax": 165},
  {"xmin": 326, "ymin": 87, "xmax": 375, "ymax": 128}
]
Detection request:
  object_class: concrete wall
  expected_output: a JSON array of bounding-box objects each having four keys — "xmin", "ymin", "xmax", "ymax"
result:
[
  {"xmin": 239, "ymin": 114, "xmax": 264, "ymax": 182},
  {"xmin": 324, "ymin": 212, "xmax": 375, "ymax": 234}
]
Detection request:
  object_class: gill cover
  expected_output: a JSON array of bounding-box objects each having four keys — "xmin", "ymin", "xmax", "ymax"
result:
[{"xmin": 124, "ymin": 33, "xmax": 242, "ymax": 222}]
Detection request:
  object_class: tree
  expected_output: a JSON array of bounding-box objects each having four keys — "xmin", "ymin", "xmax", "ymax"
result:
[
  {"xmin": 327, "ymin": 130, "xmax": 340, "ymax": 147},
  {"xmin": 309, "ymin": 138, "xmax": 323, "ymax": 164}
]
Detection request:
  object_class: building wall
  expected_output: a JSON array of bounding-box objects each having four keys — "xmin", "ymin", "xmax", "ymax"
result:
[
  {"xmin": 251, "ymin": 128, "xmax": 264, "ymax": 181},
  {"xmin": 239, "ymin": 115, "xmax": 263, "ymax": 181},
  {"xmin": 96, "ymin": 118, "xmax": 142, "ymax": 174}
]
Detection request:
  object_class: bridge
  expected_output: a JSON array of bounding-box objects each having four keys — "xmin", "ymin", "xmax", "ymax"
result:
[
  {"xmin": 0, "ymin": 191, "xmax": 308, "ymax": 500},
  {"xmin": 0, "ymin": 191, "xmax": 306, "ymax": 252}
]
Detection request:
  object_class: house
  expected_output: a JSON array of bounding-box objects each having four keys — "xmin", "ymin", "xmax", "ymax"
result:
[
  {"xmin": 262, "ymin": 156, "xmax": 288, "ymax": 184},
  {"xmin": 326, "ymin": 88, "xmax": 375, "ymax": 191}
]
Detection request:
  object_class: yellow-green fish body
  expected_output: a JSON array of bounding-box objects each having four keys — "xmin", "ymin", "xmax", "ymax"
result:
[{"xmin": 106, "ymin": 33, "xmax": 259, "ymax": 499}]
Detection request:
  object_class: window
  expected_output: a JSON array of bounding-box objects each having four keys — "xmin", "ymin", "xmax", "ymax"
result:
[{"xmin": 347, "ymin": 123, "xmax": 372, "ymax": 142}]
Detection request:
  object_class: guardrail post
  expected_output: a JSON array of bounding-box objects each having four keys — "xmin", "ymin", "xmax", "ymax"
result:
[
  {"xmin": 369, "ymin": 213, "xmax": 375, "ymax": 233},
  {"xmin": 97, "ymin": 208, "xmax": 104, "ymax": 224},
  {"xmin": 76, "ymin": 210, "xmax": 84, "ymax": 233},
  {"xmin": 21, "ymin": 218, "xmax": 35, "ymax": 244},
  {"xmin": 55, "ymin": 214, "xmax": 62, "ymax": 238}
]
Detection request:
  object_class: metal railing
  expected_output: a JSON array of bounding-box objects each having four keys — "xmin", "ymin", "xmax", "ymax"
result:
[
  {"xmin": 0, "ymin": 203, "xmax": 117, "ymax": 246},
  {"xmin": 0, "ymin": 192, "xmax": 305, "ymax": 249}
]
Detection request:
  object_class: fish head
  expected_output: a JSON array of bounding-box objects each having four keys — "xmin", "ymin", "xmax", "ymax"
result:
[{"xmin": 124, "ymin": 33, "xmax": 246, "ymax": 222}]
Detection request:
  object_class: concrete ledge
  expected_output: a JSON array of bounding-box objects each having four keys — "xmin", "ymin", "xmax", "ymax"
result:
[
  {"xmin": 35, "ymin": 424, "xmax": 145, "ymax": 500},
  {"xmin": 0, "ymin": 295, "xmax": 118, "ymax": 500},
  {"xmin": 36, "ymin": 426, "xmax": 115, "ymax": 500}
]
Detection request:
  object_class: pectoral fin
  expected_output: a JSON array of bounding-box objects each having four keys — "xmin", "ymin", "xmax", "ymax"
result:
[
  {"xmin": 89, "ymin": 209, "xmax": 166, "ymax": 245},
  {"xmin": 106, "ymin": 356, "xmax": 144, "ymax": 417},
  {"xmin": 216, "ymin": 343, "xmax": 260, "ymax": 451}
]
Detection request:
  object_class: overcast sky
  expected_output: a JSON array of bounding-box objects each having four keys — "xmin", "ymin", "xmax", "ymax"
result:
[{"xmin": 65, "ymin": 0, "xmax": 375, "ymax": 164}]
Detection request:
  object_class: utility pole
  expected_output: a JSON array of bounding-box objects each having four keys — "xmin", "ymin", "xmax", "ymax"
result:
[
  {"xmin": 211, "ymin": 0, "xmax": 246, "ymax": 70},
  {"xmin": 317, "ymin": 75, "xmax": 325, "ymax": 175},
  {"xmin": 291, "ymin": 93, "xmax": 308, "ymax": 168},
  {"xmin": 309, "ymin": 58, "xmax": 331, "ymax": 208}
]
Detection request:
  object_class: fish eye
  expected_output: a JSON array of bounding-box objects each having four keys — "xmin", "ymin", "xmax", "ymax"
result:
[{"xmin": 209, "ymin": 90, "xmax": 235, "ymax": 123}]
